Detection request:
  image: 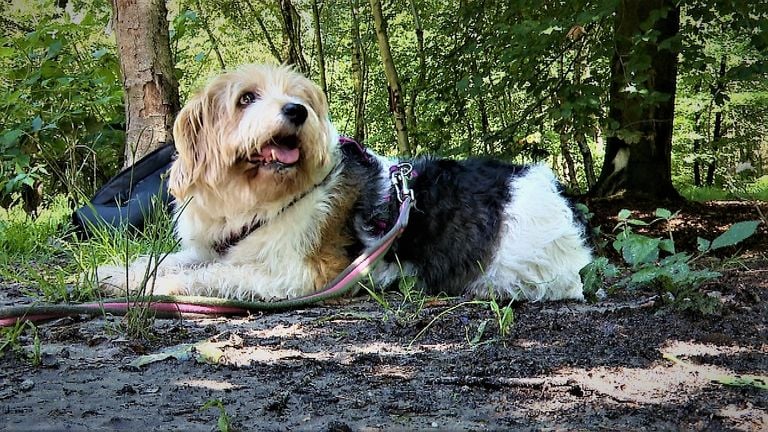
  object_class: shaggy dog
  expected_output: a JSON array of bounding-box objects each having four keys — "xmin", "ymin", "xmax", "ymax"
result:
[{"xmin": 97, "ymin": 64, "xmax": 592, "ymax": 302}]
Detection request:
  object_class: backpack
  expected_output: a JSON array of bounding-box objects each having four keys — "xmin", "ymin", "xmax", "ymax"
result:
[{"xmin": 72, "ymin": 143, "xmax": 176, "ymax": 237}]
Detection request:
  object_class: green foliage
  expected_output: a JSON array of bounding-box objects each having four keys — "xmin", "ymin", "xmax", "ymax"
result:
[
  {"xmin": 590, "ymin": 207, "xmax": 761, "ymax": 314},
  {"xmin": 78, "ymin": 194, "xmax": 180, "ymax": 340},
  {"xmin": 0, "ymin": 196, "xmax": 95, "ymax": 303},
  {"xmin": 0, "ymin": 186, "xmax": 178, "ymax": 339},
  {"xmin": 0, "ymin": 195, "xmax": 70, "ymax": 264},
  {"xmin": 0, "ymin": 320, "xmax": 40, "ymax": 366},
  {"xmin": 201, "ymin": 399, "xmax": 233, "ymax": 432},
  {"xmin": 580, "ymin": 256, "xmax": 618, "ymax": 302},
  {"xmin": 1, "ymin": 1, "xmax": 124, "ymax": 202},
  {"xmin": 2, "ymin": 0, "xmax": 767, "ymax": 203},
  {"xmin": 361, "ymin": 257, "xmax": 428, "ymax": 324}
]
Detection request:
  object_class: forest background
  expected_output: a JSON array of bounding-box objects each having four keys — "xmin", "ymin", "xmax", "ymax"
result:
[{"xmin": 1, "ymin": 0, "xmax": 767, "ymax": 212}]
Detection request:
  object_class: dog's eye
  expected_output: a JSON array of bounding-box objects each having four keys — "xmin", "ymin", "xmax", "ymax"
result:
[{"xmin": 238, "ymin": 92, "xmax": 259, "ymax": 106}]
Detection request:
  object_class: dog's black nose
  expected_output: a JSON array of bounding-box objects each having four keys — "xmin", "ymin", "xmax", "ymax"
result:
[{"xmin": 282, "ymin": 103, "xmax": 308, "ymax": 126}]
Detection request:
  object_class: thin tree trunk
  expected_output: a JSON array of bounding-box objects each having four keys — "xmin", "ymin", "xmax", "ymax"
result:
[
  {"xmin": 112, "ymin": 0, "xmax": 179, "ymax": 166},
  {"xmin": 279, "ymin": 0, "xmax": 309, "ymax": 74},
  {"xmin": 256, "ymin": 17, "xmax": 283, "ymax": 62},
  {"xmin": 369, "ymin": 0, "xmax": 411, "ymax": 156},
  {"xmin": 693, "ymin": 110, "xmax": 703, "ymax": 186},
  {"xmin": 478, "ymin": 95, "xmax": 490, "ymax": 153},
  {"xmin": 706, "ymin": 109, "xmax": 724, "ymax": 186},
  {"xmin": 571, "ymin": 42, "xmax": 596, "ymax": 188},
  {"xmin": 559, "ymin": 132, "xmax": 580, "ymax": 193},
  {"xmin": 196, "ymin": 0, "xmax": 225, "ymax": 70},
  {"xmin": 575, "ymin": 132, "xmax": 596, "ymax": 188},
  {"xmin": 239, "ymin": 0, "xmax": 282, "ymax": 62},
  {"xmin": 706, "ymin": 56, "xmax": 728, "ymax": 186},
  {"xmin": 310, "ymin": 0, "xmax": 328, "ymax": 97},
  {"xmin": 405, "ymin": 0, "xmax": 425, "ymax": 151},
  {"xmin": 350, "ymin": 0, "xmax": 367, "ymax": 143}
]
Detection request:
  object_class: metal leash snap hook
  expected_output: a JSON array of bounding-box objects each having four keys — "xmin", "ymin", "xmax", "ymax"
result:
[{"xmin": 390, "ymin": 162, "xmax": 415, "ymax": 203}]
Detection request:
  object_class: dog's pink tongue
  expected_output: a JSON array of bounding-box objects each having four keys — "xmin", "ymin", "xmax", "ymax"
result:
[{"xmin": 260, "ymin": 144, "xmax": 300, "ymax": 164}]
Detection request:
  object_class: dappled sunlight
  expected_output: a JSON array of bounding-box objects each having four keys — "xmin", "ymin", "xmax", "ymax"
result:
[
  {"xmin": 662, "ymin": 340, "xmax": 755, "ymax": 358},
  {"xmin": 221, "ymin": 346, "xmax": 335, "ymax": 367},
  {"xmin": 531, "ymin": 340, "xmax": 768, "ymax": 429},
  {"xmin": 248, "ymin": 322, "xmax": 307, "ymax": 339},
  {"xmin": 346, "ymin": 341, "xmax": 458, "ymax": 356},
  {"xmin": 717, "ymin": 404, "xmax": 768, "ymax": 432},
  {"xmin": 549, "ymin": 340, "xmax": 764, "ymax": 404},
  {"xmin": 371, "ymin": 364, "xmax": 415, "ymax": 379},
  {"xmin": 174, "ymin": 378, "xmax": 242, "ymax": 391},
  {"xmin": 511, "ymin": 339, "xmax": 548, "ymax": 349},
  {"xmin": 215, "ymin": 339, "xmax": 460, "ymax": 368},
  {"xmin": 556, "ymin": 362, "xmax": 721, "ymax": 405}
]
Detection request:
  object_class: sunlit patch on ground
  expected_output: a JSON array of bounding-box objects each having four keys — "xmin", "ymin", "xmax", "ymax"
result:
[{"xmin": 175, "ymin": 378, "xmax": 242, "ymax": 391}]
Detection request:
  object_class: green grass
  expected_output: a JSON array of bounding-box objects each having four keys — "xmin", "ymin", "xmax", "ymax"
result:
[
  {"xmin": 679, "ymin": 186, "xmax": 733, "ymax": 202},
  {"xmin": 1, "ymin": 194, "xmax": 180, "ymax": 338},
  {"xmin": 0, "ymin": 195, "xmax": 71, "ymax": 265},
  {"xmin": 679, "ymin": 179, "xmax": 768, "ymax": 202}
]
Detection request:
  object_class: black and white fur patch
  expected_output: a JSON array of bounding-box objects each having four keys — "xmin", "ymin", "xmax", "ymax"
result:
[{"xmin": 344, "ymin": 149, "xmax": 593, "ymax": 301}]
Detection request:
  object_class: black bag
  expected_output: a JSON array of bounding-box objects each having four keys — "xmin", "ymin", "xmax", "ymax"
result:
[{"xmin": 72, "ymin": 143, "xmax": 176, "ymax": 237}]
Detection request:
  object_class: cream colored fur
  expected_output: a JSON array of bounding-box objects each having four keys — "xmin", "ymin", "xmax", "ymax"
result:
[{"xmin": 96, "ymin": 64, "xmax": 344, "ymax": 301}]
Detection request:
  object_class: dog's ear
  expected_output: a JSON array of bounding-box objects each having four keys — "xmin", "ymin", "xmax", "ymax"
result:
[
  {"xmin": 169, "ymin": 94, "xmax": 214, "ymax": 199},
  {"xmin": 300, "ymin": 80, "xmax": 329, "ymax": 120}
]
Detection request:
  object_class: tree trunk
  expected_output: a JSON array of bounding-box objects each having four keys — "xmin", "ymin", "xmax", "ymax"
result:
[
  {"xmin": 112, "ymin": 0, "xmax": 179, "ymax": 166},
  {"xmin": 575, "ymin": 132, "xmax": 596, "ymax": 188},
  {"xmin": 370, "ymin": 0, "xmax": 411, "ymax": 156},
  {"xmin": 196, "ymin": 0, "xmax": 226, "ymax": 70},
  {"xmin": 588, "ymin": 0, "xmax": 681, "ymax": 200},
  {"xmin": 570, "ymin": 42, "xmax": 596, "ymax": 188},
  {"xmin": 706, "ymin": 56, "xmax": 728, "ymax": 186},
  {"xmin": 405, "ymin": 0, "xmax": 425, "ymax": 151},
  {"xmin": 310, "ymin": 0, "xmax": 328, "ymax": 98},
  {"xmin": 350, "ymin": 0, "xmax": 367, "ymax": 143},
  {"xmin": 279, "ymin": 0, "xmax": 309, "ymax": 74},
  {"xmin": 706, "ymin": 109, "xmax": 724, "ymax": 186},
  {"xmin": 693, "ymin": 109, "xmax": 703, "ymax": 187},
  {"xmin": 240, "ymin": 0, "xmax": 283, "ymax": 62},
  {"xmin": 559, "ymin": 132, "xmax": 580, "ymax": 193}
]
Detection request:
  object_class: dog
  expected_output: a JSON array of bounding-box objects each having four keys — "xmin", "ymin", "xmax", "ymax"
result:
[
  {"xmin": 96, "ymin": 64, "xmax": 364, "ymax": 300},
  {"xmin": 351, "ymin": 156, "xmax": 593, "ymax": 301},
  {"xmin": 96, "ymin": 63, "xmax": 592, "ymax": 302}
]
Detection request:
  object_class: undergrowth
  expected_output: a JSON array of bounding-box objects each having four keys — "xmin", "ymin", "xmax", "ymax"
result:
[
  {"xmin": 364, "ymin": 259, "xmax": 516, "ymax": 346},
  {"xmin": 581, "ymin": 207, "xmax": 760, "ymax": 314},
  {"xmin": 0, "ymin": 189, "xmax": 180, "ymax": 340}
]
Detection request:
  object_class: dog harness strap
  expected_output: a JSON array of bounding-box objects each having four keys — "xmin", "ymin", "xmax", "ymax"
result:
[
  {"xmin": 0, "ymin": 163, "xmax": 416, "ymax": 327},
  {"xmin": 212, "ymin": 160, "xmax": 342, "ymax": 255},
  {"xmin": 213, "ymin": 137, "xmax": 369, "ymax": 255}
]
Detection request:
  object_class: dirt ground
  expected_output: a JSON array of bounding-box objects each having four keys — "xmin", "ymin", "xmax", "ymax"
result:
[{"xmin": 1, "ymin": 200, "xmax": 767, "ymax": 431}]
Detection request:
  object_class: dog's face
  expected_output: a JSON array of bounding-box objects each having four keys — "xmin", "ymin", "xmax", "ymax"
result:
[{"xmin": 169, "ymin": 64, "xmax": 334, "ymax": 205}]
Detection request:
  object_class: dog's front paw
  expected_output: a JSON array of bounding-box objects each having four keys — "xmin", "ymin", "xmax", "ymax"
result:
[
  {"xmin": 143, "ymin": 275, "xmax": 187, "ymax": 296},
  {"xmin": 93, "ymin": 264, "xmax": 187, "ymax": 297},
  {"xmin": 94, "ymin": 264, "xmax": 132, "ymax": 296}
]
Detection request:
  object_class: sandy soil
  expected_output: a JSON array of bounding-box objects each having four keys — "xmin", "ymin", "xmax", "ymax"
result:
[{"xmin": 1, "ymin": 200, "xmax": 767, "ymax": 431}]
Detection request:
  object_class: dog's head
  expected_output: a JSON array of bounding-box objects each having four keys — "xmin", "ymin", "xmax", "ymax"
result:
[{"xmin": 169, "ymin": 64, "xmax": 336, "ymax": 205}]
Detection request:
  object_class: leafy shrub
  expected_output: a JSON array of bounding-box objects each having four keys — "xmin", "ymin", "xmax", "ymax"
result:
[
  {"xmin": 1, "ymin": 2, "xmax": 124, "ymax": 206},
  {"xmin": 582, "ymin": 208, "xmax": 760, "ymax": 314}
]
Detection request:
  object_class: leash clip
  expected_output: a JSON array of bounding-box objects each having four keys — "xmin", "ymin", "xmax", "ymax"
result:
[{"xmin": 390, "ymin": 162, "xmax": 415, "ymax": 204}]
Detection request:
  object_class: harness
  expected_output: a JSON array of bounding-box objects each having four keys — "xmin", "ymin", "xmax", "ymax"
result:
[
  {"xmin": 0, "ymin": 140, "xmax": 415, "ymax": 327},
  {"xmin": 212, "ymin": 161, "xmax": 342, "ymax": 255}
]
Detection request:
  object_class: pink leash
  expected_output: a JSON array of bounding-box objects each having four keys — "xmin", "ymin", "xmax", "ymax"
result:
[{"xmin": 0, "ymin": 165, "xmax": 414, "ymax": 328}]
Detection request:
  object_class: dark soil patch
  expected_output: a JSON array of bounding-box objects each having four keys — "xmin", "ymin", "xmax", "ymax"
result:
[{"xmin": 1, "ymin": 201, "xmax": 767, "ymax": 431}]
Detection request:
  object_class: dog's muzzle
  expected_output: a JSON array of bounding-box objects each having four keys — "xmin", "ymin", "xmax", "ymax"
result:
[
  {"xmin": 248, "ymin": 134, "xmax": 301, "ymax": 169},
  {"xmin": 245, "ymin": 103, "xmax": 308, "ymax": 170}
]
